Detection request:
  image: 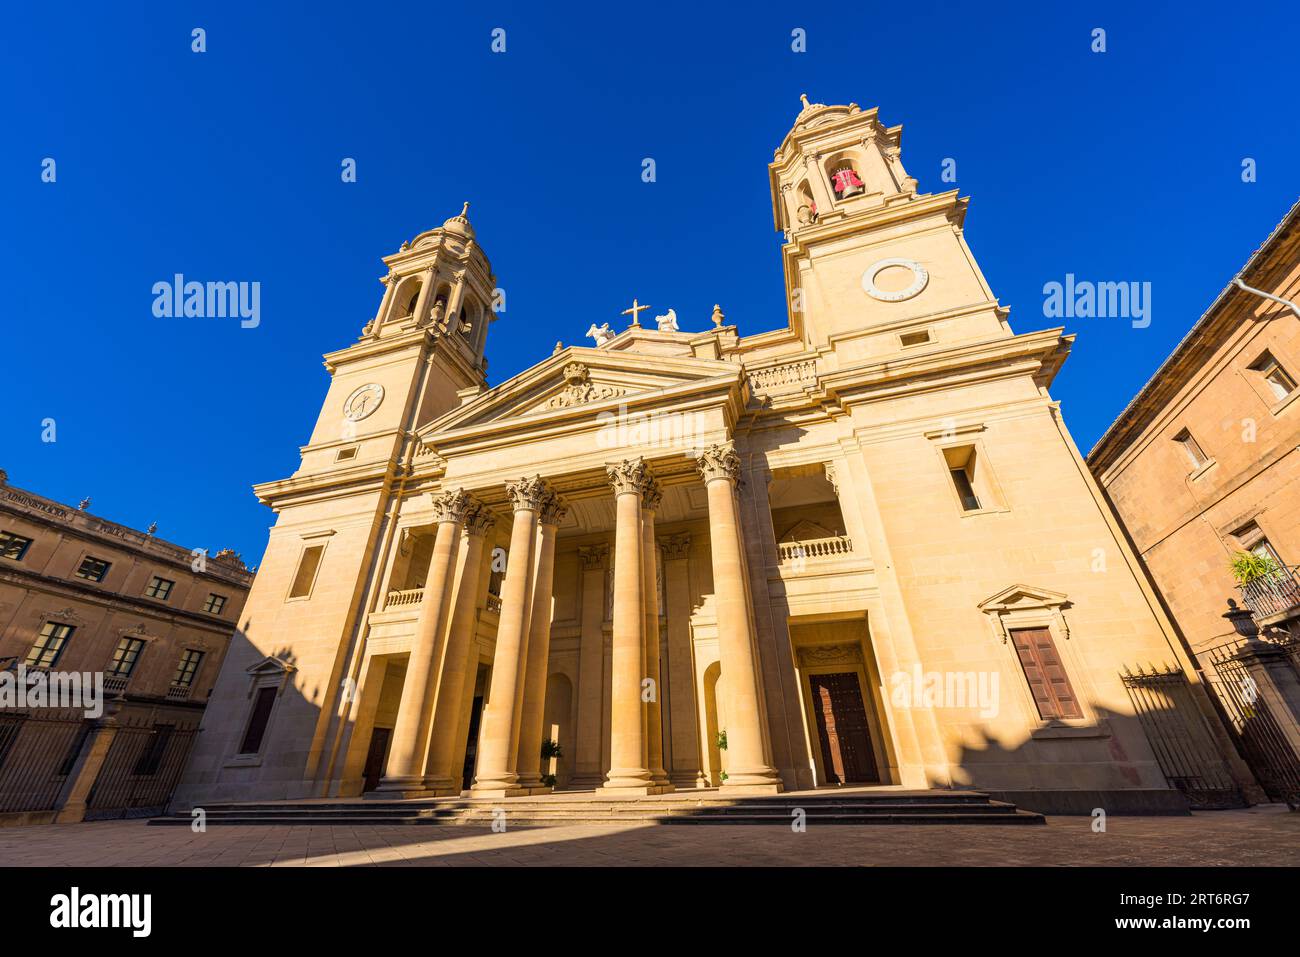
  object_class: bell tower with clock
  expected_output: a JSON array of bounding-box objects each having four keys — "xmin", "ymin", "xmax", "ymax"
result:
[{"xmin": 768, "ymin": 95, "xmax": 1013, "ymax": 359}]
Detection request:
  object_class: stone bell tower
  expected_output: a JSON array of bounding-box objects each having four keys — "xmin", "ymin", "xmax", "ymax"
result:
[
  {"xmin": 768, "ymin": 95, "xmax": 1012, "ymax": 358},
  {"xmin": 296, "ymin": 203, "xmax": 498, "ymax": 482}
]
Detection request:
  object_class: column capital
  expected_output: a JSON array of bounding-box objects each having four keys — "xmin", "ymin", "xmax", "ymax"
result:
[
  {"xmin": 464, "ymin": 502, "xmax": 497, "ymax": 538},
  {"xmin": 539, "ymin": 490, "xmax": 568, "ymax": 527},
  {"xmin": 606, "ymin": 457, "xmax": 655, "ymax": 498},
  {"xmin": 694, "ymin": 443, "xmax": 741, "ymax": 485},
  {"xmin": 641, "ymin": 479, "xmax": 663, "ymax": 513},
  {"xmin": 578, "ymin": 542, "xmax": 609, "ymax": 570},
  {"xmin": 430, "ymin": 488, "xmax": 474, "ymax": 524},
  {"xmin": 658, "ymin": 533, "xmax": 691, "ymax": 560},
  {"xmin": 505, "ymin": 475, "xmax": 552, "ymax": 512}
]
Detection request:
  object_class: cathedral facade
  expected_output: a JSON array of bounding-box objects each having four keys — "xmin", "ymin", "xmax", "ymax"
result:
[{"xmin": 174, "ymin": 97, "xmax": 1241, "ymax": 813}]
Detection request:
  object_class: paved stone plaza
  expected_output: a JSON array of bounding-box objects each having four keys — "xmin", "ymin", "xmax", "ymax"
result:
[{"xmin": 0, "ymin": 806, "xmax": 1295, "ymax": 867}]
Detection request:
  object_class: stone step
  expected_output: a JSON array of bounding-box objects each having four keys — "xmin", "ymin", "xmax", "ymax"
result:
[{"xmin": 150, "ymin": 791, "xmax": 1044, "ymax": 826}]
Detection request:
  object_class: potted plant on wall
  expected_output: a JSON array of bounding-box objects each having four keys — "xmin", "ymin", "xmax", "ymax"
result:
[
  {"xmin": 716, "ymin": 729, "xmax": 728, "ymax": 782},
  {"xmin": 1230, "ymin": 551, "xmax": 1280, "ymax": 585}
]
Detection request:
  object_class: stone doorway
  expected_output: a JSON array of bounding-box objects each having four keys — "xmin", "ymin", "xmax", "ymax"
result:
[{"xmin": 362, "ymin": 727, "xmax": 392, "ymax": 793}]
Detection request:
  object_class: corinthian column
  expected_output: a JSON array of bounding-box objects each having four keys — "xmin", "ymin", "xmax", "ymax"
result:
[
  {"xmin": 422, "ymin": 502, "xmax": 496, "ymax": 794},
  {"xmin": 376, "ymin": 488, "xmax": 471, "ymax": 796},
  {"xmin": 696, "ymin": 444, "xmax": 783, "ymax": 793},
  {"xmin": 514, "ymin": 491, "xmax": 568, "ymax": 791},
  {"xmin": 471, "ymin": 476, "xmax": 549, "ymax": 797},
  {"xmin": 641, "ymin": 482, "xmax": 673, "ymax": 791},
  {"xmin": 599, "ymin": 458, "xmax": 662, "ymax": 793}
]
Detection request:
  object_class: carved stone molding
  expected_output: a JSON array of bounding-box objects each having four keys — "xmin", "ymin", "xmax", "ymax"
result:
[
  {"xmin": 659, "ymin": 533, "xmax": 691, "ymax": 560},
  {"xmin": 40, "ymin": 607, "xmax": 86, "ymax": 626},
  {"xmin": 545, "ymin": 362, "xmax": 625, "ymax": 409},
  {"xmin": 506, "ymin": 475, "xmax": 552, "ymax": 512},
  {"xmin": 797, "ymin": 643, "xmax": 862, "ymax": 667},
  {"xmin": 607, "ymin": 457, "xmax": 654, "ymax": 498},
  {"xmin": 578, "ymin": 543, "xmax": 610, "ymax": 570},
  {"xmin": 464, "ymin": 502, "xmax": 498, "ymax": 538},
  {"xmin": 429, "ymin": 488, "xmax": 473, "ymax": 524},
  {"xmin": 695, "ymin": 443, "xmax": 741, "ymax": 485},
  {"xmin": 539, "ymin": 490, "xmax": 569, "ymax": 527}
]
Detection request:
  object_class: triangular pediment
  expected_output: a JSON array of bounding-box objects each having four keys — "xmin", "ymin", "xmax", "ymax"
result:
[
  {"xmin": 245, "ymin": 656, "xmax": 296, "ymax": 678},
  {"xmin": 977, "ymin": 584, "xmax": 1070, "ymax": 614},
  {"xmin": 419, "ymin": 346, "xmax": 742, "ymax": 437}
]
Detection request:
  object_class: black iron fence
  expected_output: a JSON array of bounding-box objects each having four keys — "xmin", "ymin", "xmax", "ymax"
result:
[
  {"xmin": 85, "ymin": 718, "xmax": 198, "ymax": 820},
  {"xmin": 1121, "ymin": 666, "xmax": 1245, "ymax": 809},
  {"xmin": 1203, "ymin": 637, "xmax": 1300, "ymax": 809}
]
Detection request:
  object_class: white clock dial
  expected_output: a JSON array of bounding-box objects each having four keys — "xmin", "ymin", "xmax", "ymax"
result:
[{"xmin": 343, "ymin": 383, "xmax": 385, "ymax": 422}]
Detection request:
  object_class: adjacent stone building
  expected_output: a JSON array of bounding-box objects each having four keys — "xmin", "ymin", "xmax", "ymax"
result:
[
  {"xmin": 0, "ymin": 471, "xmax": 253, "ymax": 823},
  {"xmin": 175, "ymin": 96, "xmax": 1245, "ymax": 815},
  {"xmin": 1088, "ymin": 199, "xmax": 1300, "ymax": 805}
]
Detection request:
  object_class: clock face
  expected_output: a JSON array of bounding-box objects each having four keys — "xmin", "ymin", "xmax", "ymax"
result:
[{"xmin": 343, "ymin": 383, "xmax": 385, "ymax": 422}]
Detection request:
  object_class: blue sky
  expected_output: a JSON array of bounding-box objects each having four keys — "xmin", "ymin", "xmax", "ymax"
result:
[{"xmin": 2, "ymin": 1, "xmax": 1296, "ymax": 563}]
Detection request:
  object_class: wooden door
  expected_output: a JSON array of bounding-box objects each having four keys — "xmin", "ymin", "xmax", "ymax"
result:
[
  {"xmin": 362, "ymin": 727, "xmax": 391, "ymax": 793},
  {"xmin": 810, "ymin": 672, "xmax": 879, "ymax": 784}
]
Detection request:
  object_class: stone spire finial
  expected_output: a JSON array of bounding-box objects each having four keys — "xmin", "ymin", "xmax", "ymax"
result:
[
  {"xmin": 800, "ymin": 92, "xmax": 811, "ymax": 110},
  {"xmin": 460, "ymin": 201, "xmax": 470, "ymax": 218},
  {"xmin": 711, "ymin": 304, "xmax": 725, "ymax": 328},
  {"xmin": 78, "ymin": 497, "xmax": 91, "ymax": 511},
  {"xmin": 147, "ymin": 521, "xmax": 158, "ymax": 535}
]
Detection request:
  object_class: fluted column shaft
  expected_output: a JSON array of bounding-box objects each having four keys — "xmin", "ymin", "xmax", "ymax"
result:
[
  {"xmin": 641, "ymin": 487, "xmax": 673, "ymax": 790},
  {"xmin": 601, "ymin": 459, "xmax": 656, "ymax": 791},
  {"xmin": 376, "ymin": 489, "xmax": 470, "ymax": 794},
  {"xmin": 697, "ymin": 444, "xmax": 782, "ymax": 792},
  {"xmin": 514, "ymin": 493, "xmax": 567, "ymax": 790},
  {"xmin": 472, "ymin": 477, "xmax": 548, "ymax": 795},
  {"xmin": 422, "ymin": 503, "xmax": 495, "ymax": 794}
]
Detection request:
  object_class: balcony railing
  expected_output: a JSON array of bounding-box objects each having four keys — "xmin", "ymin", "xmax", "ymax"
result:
[
  {"xmin": 384, "ymin": 587, "xmax": 424, "ymax": 610},
  {"xmin": 486, "ymin": 594, "xmax": 502, "ymax": 613},
  {"xmin": 166, "ymin": 684, "xmax": 193, "ymax": 701},
  {"xmin": 778, "ymin": 535, "xmax": 854, "ymax": 564},
  {"xmin": 1239, "ymin": 566, "xmax": 1300, "ymax": 621},
  {"xmin": 102, "ymin": 674, "xmax": 130, "ymax": 696}
]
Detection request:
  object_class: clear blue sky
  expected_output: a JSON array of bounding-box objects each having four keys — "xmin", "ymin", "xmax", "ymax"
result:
[{"xmin": 2, "ymin": 1, "xmax": 1296, "ymax": 564}]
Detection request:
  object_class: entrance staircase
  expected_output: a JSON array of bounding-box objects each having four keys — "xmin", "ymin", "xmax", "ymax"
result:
[{"xmin": 150, "ymin": 788, "xmax": 1044, "ymax": 827}]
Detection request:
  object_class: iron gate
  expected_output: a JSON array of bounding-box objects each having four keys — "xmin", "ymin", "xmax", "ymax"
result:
[
  {"xmin": 84, "ymin": 718, "xmax": 198, "ymax": 820},
  {"xmin": 1121, "ymin": 666, "xmax": 1244, "ymax": 809},
  {"xmin": 1204, "ymin": 639, "xmax": 1300, "ymax": 810}
]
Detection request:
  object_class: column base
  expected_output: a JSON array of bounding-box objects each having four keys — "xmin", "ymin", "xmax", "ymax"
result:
[
  {"xmin": 370, "ymin": 776, "xmax": 428, "ymax": 799},
  {"xmin": 467, "ymin": 787, "xmax": 532, "ymax": 799},
  {"xmin": 720, "ymin": 779, "xmax": 784, "ymax": 795},
  {"xmin": 567, "ymin": 772, "xmax": 605, "ymax": 789},
  {"xmin": 420, "ymin": 778, "xmax": 464, "ymax": 797}
]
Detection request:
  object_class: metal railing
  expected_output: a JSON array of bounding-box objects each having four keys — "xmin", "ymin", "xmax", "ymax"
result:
[
  {"xmin": 1238, "ymin": 566, "xmax": 1300, "ymax": 620},
  {"xmin": 385, "ymin": 587, "xmax": 425, "ymax": 609},
  {"xmin": 85, "ymin": 718, "xmax": 199, "ymax": 820},
  {"xmin": 486, "ymin": 594, "xmax": 502, "ymax": 613},
  {"xmin": 0, "ymin": 710, "xmax": 87, "ymax": 813},
  {"xmin": 778, "ymin": 535, "xmax": 854, "ymax": 564}
]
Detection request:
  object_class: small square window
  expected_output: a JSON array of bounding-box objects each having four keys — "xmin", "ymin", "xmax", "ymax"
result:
[
  {"xmin": 107, "ymin": 637, "xmax": 146, "ymax": 677},
  {"xmin": 335, "ymin": 447, "xmax": 358, "ymax": 462},
  {"xmin": 144, "ymin": 575, "xmax": 175, "ymax": 600},
  {"xmin": 1249, "ymin": 351, "xmax": 1297, "ymax": 402},
  {"xmin": 26, "ymin": 622, "xmax": 74, "ymax": 669},
  {"xmin": 75, "ymin": 556, "xmax": 112, "ymax": 582},
  {"xmin": 1173, "ymin": 428, "xmax": 1209, "ymax": 469},
  {"xmin": 172, "ymin": 649, "xmax": 205, "ymax": 688},
  {"xmin": 203, "ymin": 593, "xmax": 227, "ymax": 615},
  {"xmin": 900, "ymin": 329, "xmax": 932, "ymax": 348},
  {"xmin": 0, "ymin": 531, "xmax": 33, "ymax": 561}
]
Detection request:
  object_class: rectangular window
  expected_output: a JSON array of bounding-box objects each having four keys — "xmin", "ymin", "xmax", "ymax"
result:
[
  {"xmin": 1173, "ymin": 428, "xmax": 1209, "ymax": 469},
  {"xmin": 107, "ymin": 637, "xmax": 146, "ymax": 677},
  {"xmin": 202, "ymin": 593, "xmax": 227, "ymax": 615},
  {"xmin": 74, "ymin": 556, "xmax": 112, "ymax": 582},
  {"xmin": 900, "ymin": 329, "xmax": 932, "ymax": 347},
  {"xmin": 942, "ymin": 445, "xmax": 987, "ymax": 512},
  {"xmin": 1249, "ymin": 351, "xmax": 1298, "ymax": 402},
  {"xmin": 1010, "ymin": 627, "xmax": 1082, "ymax": 720},
  {"xmin": 335, "ymin": 447, "xmax": 358, "ymax": 462},
  {"xmin": 144, "ymin": 575, "xmax": 175, "ymax": 600},
  {"xmin": 288, "ymin": 545, "xmax": 325, "ymax": 599},
  {"xmin": 26, "ymin": 622, "xmax": 74, "ymax": 669},
  {"xmin": 239, "ymin": 686, "xmax": 279, "ymax": 755},
  {"xmin": 0, "ymin": 531, "xmax": 33, "ymax": 561},
  {"xmin": 133, "ymin": 724, "xmax": 175, "ymax": 776},
  {"xmin": 172, "ymin": 649, "xmax": 205, "ymax": 688}
]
